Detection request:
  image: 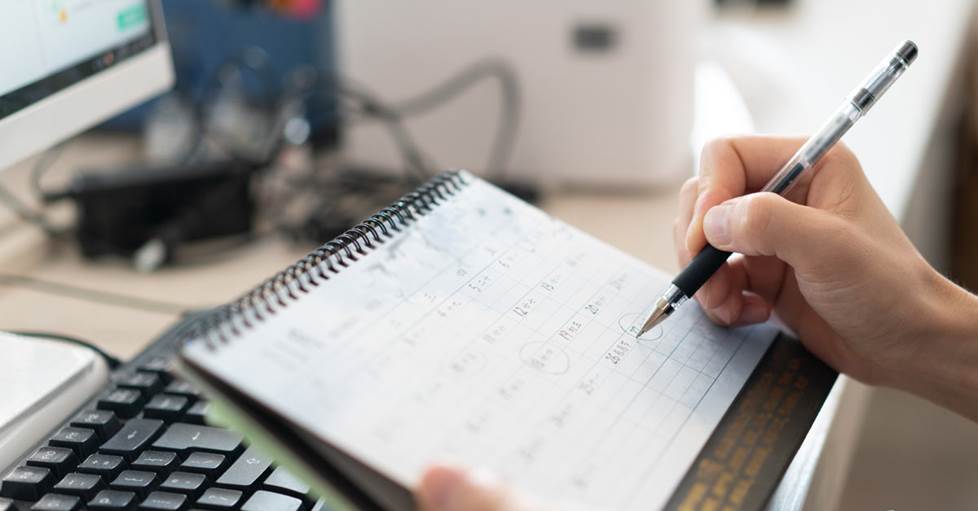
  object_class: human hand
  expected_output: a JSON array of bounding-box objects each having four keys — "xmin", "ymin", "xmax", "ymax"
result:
[
  {"xmin": 416, "ymin": 466, "xmax": 539, "ymax": 511},
  {"xmin": 677, "ymin": 136, "xmax": 978, "ymax": 406}
]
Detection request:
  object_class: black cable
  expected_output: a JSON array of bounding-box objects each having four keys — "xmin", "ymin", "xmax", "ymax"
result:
[
  {"xmin": 8, "ymin": 330, "xmax": 122, "ymax": 369},
  {"xmin": 0, "ymin": 273, "xmax": 193, "ymax": 315},
  {"xmin": 284, "ymin": 68, "xmax": 436, "ymax": 181},
  {"xmin": 30, "ymin": 143, "xmax": 67, "ymax": 201},
  {"xmin": 0, "ymin": 180, "xmax": 65, "ymax": 236},
  {"xmin": 387, "ymin": 58, "xmax": 521, "ymax": 179}
]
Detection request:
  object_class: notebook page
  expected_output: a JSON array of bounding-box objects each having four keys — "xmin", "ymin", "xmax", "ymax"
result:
[{"xmin": 184, "ymin": 175, "xmax": 776, "ymax": 510}]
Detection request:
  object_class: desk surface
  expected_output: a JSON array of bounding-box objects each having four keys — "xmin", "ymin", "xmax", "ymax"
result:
[{"xmin": 0, "ymin": 137, "xmax": 681, "ymax": 359}]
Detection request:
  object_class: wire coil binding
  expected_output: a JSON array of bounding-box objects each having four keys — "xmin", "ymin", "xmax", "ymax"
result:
[{"xmin": 191, "ymin": 170, "xmax": 469, "ymax": 350}]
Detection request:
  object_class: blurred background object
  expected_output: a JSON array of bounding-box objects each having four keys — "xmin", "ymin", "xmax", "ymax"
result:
[
  {"xmin": 337, "ymin": 0, "xmax": 699, "ymax": 189},
  {"xmin": 102, "ymin": 0, "xmax": 339, "ymax": 149},
  {"xmin": 951, "ymin": 38, "xmax": 978, "ymax": 290},
  {"xmin": 31, "ymin": 0, "xmax": 706, "ymax": 268}
]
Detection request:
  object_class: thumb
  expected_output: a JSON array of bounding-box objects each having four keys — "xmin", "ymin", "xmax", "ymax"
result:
[
  {"xmin": 418, "ymin": 466, "xmax": 522, "ymax": 511},
  {"xmin": 702, "ymin": 192, "xmax": 845, "ymax": 267}
]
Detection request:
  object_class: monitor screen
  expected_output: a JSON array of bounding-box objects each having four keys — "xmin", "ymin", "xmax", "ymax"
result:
[{"xmin": 0, "ymin": 0, "xmax": 157, "ymax": 121}]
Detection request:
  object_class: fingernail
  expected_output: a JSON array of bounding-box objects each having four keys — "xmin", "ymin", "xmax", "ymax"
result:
[{"xmin": 703, "ymin": 202, "xmax": 734, "ymax": 247}]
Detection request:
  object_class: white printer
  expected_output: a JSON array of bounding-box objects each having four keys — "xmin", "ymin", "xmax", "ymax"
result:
[{"xmin": 336, "ymin": 0, "xmax": 702, "ymax": 188}]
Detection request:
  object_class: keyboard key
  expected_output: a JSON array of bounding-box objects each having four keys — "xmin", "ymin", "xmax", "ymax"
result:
[
  {"xmin": 183, "ymin": 401, "xmax": 210, "ymax": 425},
  {"xmin": 139, "ymin": 491, "xmax": 187, "ymax": 510},
  {"xmin": 139, "ymin": 357, "xmax": 170, "ymax": 373},
  {"xmin": 100, "ymin": 419, "xmax": 164, "ymax": 461},
  {"xmin": 50, "ymin": 427, "xmax": 99, "ymax": 456},
  {"xmin": 71, "ymin": 410, "xmax": 122, "ymax": 440},
  {"xmin": 151, "ymin": 424, "xmax": 242, "ymax": 455},
  {"xmin": 52, "ymin": 472, "xmax": 102, "ymax": 500},
  {"xmin": 143, "ymin": 395, "xmax": 190, "ymax": 422},
  {"xmin": 179, "ymin": 453, "xmax": 225, "ymax": 475},
  {"xmin": 158, "ymin": 472, "xmax": 205, "ymax": 498},
  {"xmin": 263, "ymin": 466, "xmax": 310, "ymax": 499},
  {"xmin": 163, "ymin": 381, "xmax": 200, "ymax": 400},
  {"xmin": 215, "ymin": 446, "xmax": 272, "ymax": 489},
  {"xmin": 78, "ymin": 454, "xmax": 125, "ymax": 478},
  {"xmin": 116, "ymin": 372, "xmax": 164, "ymax": 395},
  {"xmin": 137, "ymin": 358, "xmax": 172, "ymax": 384},
  {"xmin": 1, "ymin": 465, "xmax": 52, "ymax": 500},
  {"xmin": 241, "ymin": 490, "xmax": 302, "ymax": 511},
  {"xmin": 132, "ymin": 451, "xmax": 179, "ymax": 473},
  {"xmin": 110, "ymin": 470, "xmax": 156, "ymax": 498},
  {"xmin": 25, "ymin": 446, "xmax": 77, "ymax": 477},
  {"xmin": 88, "ymin": 489, "xmax": 136, "ymax": 509},
  {"xmin": 139, "ymin": 491, "xmax": 187, "ymax": 511},
  {"xmin": 195, "ymin": 488, "xmax": 242, "ymax": 509},
  {"xmin": 30, "ymin": 493, "xmax": 82, "ymax": 511},
  {"xmin": 97, "ymin": 389, "xmax": 145, "ymax": 419}
]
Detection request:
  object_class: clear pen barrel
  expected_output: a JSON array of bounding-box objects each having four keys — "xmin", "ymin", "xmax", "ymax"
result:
[
  {"xmin": 760, "ymin": 40, "xmax": 915, "ymax": 196},
  {"xmin": 852, "ymin": 41, "xmax": 915, "ymax": 114},
  {"xmin": 761, "ymin": 102, "xmax": 860, "ymax": 195}
]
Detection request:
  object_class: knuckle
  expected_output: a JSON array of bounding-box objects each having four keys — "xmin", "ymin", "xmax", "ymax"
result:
[
  {"xmin": 680, "ymin": 177, "xmax": 700, "ymax": 203},
  {"xmin": 821, "ymin": 143, "xmax": 859, "ymax": 170},
  {"xmin": 700, "ymin": 138, "xmax": 729, "ymax": 162},
  {"xmin": 699, "ymin": 137, "xmax": 737, "ymax": 174}
]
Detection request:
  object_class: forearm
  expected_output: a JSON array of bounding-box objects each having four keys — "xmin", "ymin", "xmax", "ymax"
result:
[{"xmin": 897, "ymin": 275, "xmax": 978, "ymax": 422}]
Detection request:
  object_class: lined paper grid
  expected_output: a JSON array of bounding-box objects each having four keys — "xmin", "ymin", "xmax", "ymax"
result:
[{"xmin": 186, "ymin": 174, "xmax": 776, "ymax": 510}]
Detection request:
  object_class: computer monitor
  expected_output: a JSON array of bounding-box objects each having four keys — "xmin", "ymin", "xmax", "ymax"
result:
[{"xmin": 0, "ymin": 0, "xmax": 173, "ymax": 172}]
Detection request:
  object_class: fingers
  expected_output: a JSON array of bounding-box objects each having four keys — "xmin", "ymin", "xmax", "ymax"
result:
[
  {"xmin": 686, "ymin": 136, "xmax": 811, "ymax": 254},
  {"xmin": 694, "ymin": 256, "xmax": 772, "ymax": 327},
  {"xmin": 741, "ymin": 254, "xmax": 787, "ymax": 305},
  {"xmin": 418, "ymin": 466, "xmax": 528, "ymax": 511},
  {"xmin": 673, "ymin": 177, "xmax": 699, "ymax": 266}
]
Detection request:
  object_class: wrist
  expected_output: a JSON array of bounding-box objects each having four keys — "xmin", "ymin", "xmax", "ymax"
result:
[{"xmin": 897, "ymin": 272, "xmax": 978, "ymax": 421}]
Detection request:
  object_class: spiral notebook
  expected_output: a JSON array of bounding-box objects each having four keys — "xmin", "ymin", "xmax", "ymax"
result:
[{"xmin": 177, "ymin": 171, "xmax": 780, "ymax": 510}]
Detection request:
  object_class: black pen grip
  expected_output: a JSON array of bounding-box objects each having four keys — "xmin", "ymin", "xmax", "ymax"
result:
[{"xmin": 672, "ymin": 244, "xmax": 733, "ymax": 297}]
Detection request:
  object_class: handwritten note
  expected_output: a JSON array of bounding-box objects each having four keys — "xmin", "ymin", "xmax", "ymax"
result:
[{"xmin": 187, "ymin": 173, "xmax": 776, "ymax": 510}]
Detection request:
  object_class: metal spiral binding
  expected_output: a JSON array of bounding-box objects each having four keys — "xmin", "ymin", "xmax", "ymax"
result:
[{"xmin": 192, "ymin": 170, "xmax": 469, "ymax": 350}]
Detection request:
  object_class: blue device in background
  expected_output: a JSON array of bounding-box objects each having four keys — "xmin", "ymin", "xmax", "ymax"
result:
[{"xmin": 103, "ymin": 0, "xmax": 339, "ymax": 147}]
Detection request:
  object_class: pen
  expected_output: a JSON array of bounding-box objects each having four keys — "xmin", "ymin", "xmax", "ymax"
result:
[{"xmin": 638, "ymin": 40, "xmax": 918, "ymax": 336}]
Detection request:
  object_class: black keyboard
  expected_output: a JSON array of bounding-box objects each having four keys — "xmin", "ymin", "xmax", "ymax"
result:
[{"xmin": 0, "ymin": 317, "xmax": 331, "ymax": 511}]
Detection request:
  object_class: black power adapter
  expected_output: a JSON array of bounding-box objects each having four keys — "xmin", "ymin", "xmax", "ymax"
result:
[{"xmin": 46, "ymin": 159, "xmax": 257, "ymax": 269}]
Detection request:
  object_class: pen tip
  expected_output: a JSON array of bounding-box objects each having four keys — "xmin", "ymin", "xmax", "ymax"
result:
[{"xmin": 636, "ymin": 303, "xmax": 669, "ymax": 337}]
